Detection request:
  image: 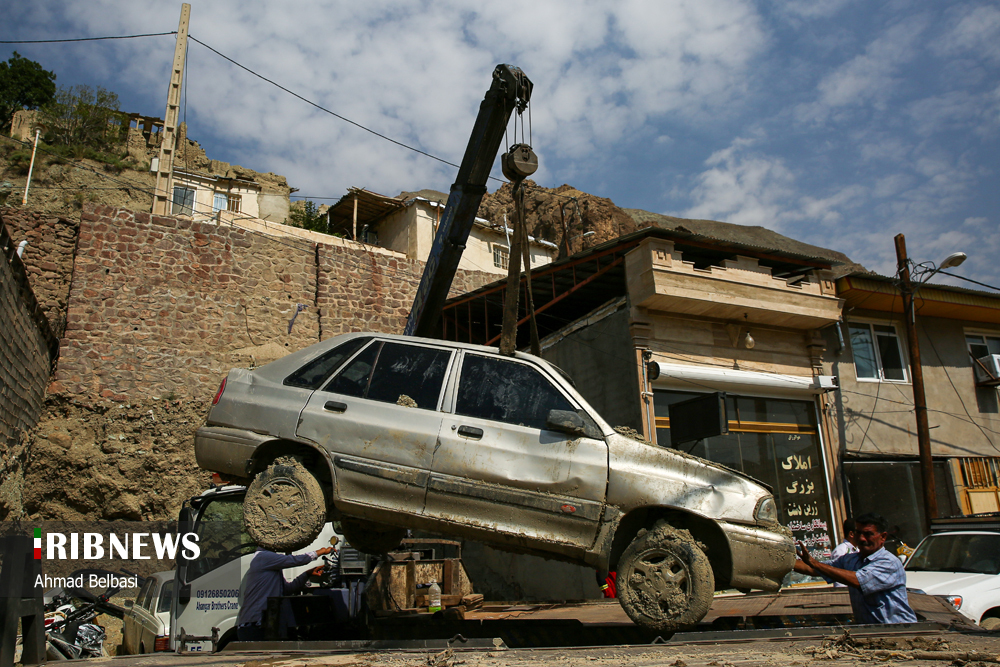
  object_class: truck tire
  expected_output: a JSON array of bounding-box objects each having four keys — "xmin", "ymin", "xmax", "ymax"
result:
[
  {"xmin": 616, "ymin": 521, "xmax": 714, "ymax": 633},
  {"xmin": 244, "ymin": 457, "xmax": 326, "ymax": 552},
  {"xmin": 981, "ymin": 617, "xmax": 1000, "ymax": 631},
  {"xmin": 339, "ymin": 518, "xmax": 405, "ymax": 554}
]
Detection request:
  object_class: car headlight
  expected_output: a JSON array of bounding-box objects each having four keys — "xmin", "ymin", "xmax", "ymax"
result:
[
  {"xmin": 755, "ymin": 496, "xmax": 778, "ymax": 523},
  {"xmin": 944, "ymin": 595, "xmax": 963, "ymax": 610}
]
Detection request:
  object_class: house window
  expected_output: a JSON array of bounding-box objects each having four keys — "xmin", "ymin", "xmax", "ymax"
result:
[
  {"xmin": 212, "ymin": 192, "xmax": 228, "ymax": 214},
  {"xmin": 171, "ymin": 186, "xmax": 194, "ymax": 216},
  {"xmin": 493, "ymin": 245, "xmax": 509, "ymax": 269},
  {"xmin": 967, "ymin": 334, "xmax": 1000, "ymax": 363},
  {"xmin": 966, "ymin": 333, "xmax": 1000, "ymax": 412},
  {"xmin": 848, "ymin": 322, "xmax": 907, "ymax": 382},
  {"xmin": 227, "ymin": 194, "xmax": 241, "ymax": 213}
]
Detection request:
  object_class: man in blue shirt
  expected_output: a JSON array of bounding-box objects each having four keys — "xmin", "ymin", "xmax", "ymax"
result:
[
  {"xmin": 793, "ymin": 512, "xmax": 917, "ymax": 625},
  {"xmin": 236, "ymin": 545, "xmax": 335, "ymax": 641}
]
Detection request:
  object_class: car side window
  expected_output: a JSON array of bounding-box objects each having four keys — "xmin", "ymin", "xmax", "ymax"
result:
[
  {"xmin": 135, "ymin": 578, "xmax": 155, "ymax": 611},
  {"xmin": 156, "ymin": 579, "xmax": 174, "ymax": 614},
  {"xmin": 365, "ymin": 342, "xmax": 451, "ymax": 409},
  {"xmin": 326, "ymin": 341, "xmax": 451, "ymax": 409},
  {"xmin": 284, "ymin": 337, "xmax": 371, "ymax": 389},
  {"xmin": 325, "ymin": 342, "xmax": 381, "ymax": 397},
  {"xmin": 456, "ymin": 354, "xmax": 575, "ymax": 429}
]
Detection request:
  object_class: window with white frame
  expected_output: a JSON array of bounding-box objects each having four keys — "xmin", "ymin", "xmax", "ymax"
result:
[
  {"xmin": 227, "ymin": 194, "xmax": 242, "ymax": 213},
  {"xmin": 967, "ymin": 333, "xmax": 1000, "ymax": 363},
  {"xmin": 848, "ymin": 322, "xmax": 908, "ymax": 382},
  {"xmin": 212, "ymin": 192, "xmax": 228, "ymax": 214},
  {"xmin": 493, "ymin": 245, "xmax": 509, "ymax": 269},
  {"xmin": 171, "ymin": 186, "xmax": 194, "ymax": 216}
]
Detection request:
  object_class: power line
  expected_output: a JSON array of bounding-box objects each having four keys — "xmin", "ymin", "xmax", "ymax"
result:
[
  {"xmin": 0, "ymin": 32, "xmax": 176, "ymax": 44},
  {"xmin": 936, "ymin": 270, "xmax": 1000, "ymax": 293},
  {"xmin": 187, "ymin": 35, "xmax": 464, "ymax": 174}
]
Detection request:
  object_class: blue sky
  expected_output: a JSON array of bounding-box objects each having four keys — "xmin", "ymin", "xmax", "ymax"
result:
[{"xmin": 3, "ymin": 0, "xmax": 999, "ymax": 286}]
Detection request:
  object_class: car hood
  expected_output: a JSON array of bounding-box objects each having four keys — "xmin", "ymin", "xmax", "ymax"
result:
[{"xmin": 906, "ymin": 570, "xmax": 1000, "ymax": 595}]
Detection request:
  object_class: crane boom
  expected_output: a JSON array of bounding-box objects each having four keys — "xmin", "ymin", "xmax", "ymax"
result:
[{"xmin": 404, "ymin": 64, "xmax": 533, "ymax": 338}]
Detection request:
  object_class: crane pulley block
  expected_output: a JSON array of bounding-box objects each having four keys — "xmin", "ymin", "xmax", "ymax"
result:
[{"xmin": 502, "ymin": 144, "xmax": 538, "ymax": 183}]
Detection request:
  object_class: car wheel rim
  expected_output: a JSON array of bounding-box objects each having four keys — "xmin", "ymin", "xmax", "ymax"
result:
[
  {"xmin": 627, "ymin": 547, "xmax": 691, "ymax": 620},
  {"xmin": 254, "ymin": 479, "xmax": 306, "ymax": 532}
]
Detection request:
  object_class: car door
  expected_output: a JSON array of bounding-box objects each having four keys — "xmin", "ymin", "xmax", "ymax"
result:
[
  {"xmin": 425, "ymin": 351, "xmax": 608, "ymax": 552},
  {"xmin": 123, "ymin": 577, "xmax": 154, "ymax": 653},
  {"xmin": 297, "ymin": 338, "xmax": 453, "ymax": 519}
]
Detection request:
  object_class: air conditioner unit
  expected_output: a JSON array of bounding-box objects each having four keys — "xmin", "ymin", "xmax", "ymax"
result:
[{"xmin": 974, "ymin": 354, "xmax": 1000, "ymax": 385}]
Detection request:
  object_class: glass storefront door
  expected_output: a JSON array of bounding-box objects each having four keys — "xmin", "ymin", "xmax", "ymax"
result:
[{"xmin": 654, "ymin": 390, "xmax": 835, "ymax": 570}]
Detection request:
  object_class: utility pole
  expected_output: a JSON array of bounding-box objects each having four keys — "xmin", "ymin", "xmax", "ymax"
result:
[
  {"xmin": 152, "ymin": 3, "xmax": 191, "ymax": 215},
  {"xmin": 895, "ymin": 233, "xmax": 938, "ymax": 533}
]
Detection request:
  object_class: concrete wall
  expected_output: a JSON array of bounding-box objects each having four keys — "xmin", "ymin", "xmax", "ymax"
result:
[
  {"xmin": 0, "ymin": 216, "xmax": 58, "ymax": 519},
  {"xmin": 826, "ymin": 313, "xmax": 1000, "ymax": 458},
  {"xmin": 540, "ymin": 299, "xmax": 643, "ymax": 431}
]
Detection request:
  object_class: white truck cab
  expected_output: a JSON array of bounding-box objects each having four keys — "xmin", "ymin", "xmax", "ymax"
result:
[{"xmin": 149, "ymin": 485, "xmax": 349, "ymax": 652}]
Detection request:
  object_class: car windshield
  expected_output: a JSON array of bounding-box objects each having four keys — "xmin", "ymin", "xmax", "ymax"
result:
[{"xmin": 906, "ymin": 533, "xmax": 1000, "ymax": 574}]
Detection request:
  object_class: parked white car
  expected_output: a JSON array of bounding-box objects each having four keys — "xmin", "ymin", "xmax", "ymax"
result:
[
  {"xmin": 905, "ymin": 530, "xmax": 1000, "ymax": 628},
  {"xmin": 122, "ymin": 571, "xmax": 172, "ymax": 654}
]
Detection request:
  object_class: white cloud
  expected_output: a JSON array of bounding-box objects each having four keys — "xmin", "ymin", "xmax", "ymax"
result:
[
  {"xmin": 796, "ymin": 16, "xmax": 927, "ymax": 123},
  {"xmin": 933, "ymin": 4, "xmax": 1000, "ymax": 64}
]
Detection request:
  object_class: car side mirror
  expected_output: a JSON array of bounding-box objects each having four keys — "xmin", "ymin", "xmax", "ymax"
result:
[
  {"xmin": 178, "ymin": 582, "xmax": 192, "ymax": 605},
  {"xmin": 546, "ymin": 410, "xmax": 589, "ymax": 438}
]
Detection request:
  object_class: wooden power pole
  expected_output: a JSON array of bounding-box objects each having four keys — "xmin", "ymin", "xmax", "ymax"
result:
[
  {"xmin": 895, "ymin": 233, "xmax": 938, "ymax": 533},
  {"xmin": 152, "ymin": 4, "xmax": 191, "ymax": 215}
]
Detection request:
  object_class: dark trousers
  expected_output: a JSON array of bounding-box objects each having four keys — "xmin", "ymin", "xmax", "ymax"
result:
[{"xmin": 237, "ymin": 623, "xmax": 264, "ymax": 642}]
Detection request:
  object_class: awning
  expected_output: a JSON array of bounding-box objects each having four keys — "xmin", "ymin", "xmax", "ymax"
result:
[{"xmin": 650, "ymin": 358, "xmax": 837, "ymax": 397}]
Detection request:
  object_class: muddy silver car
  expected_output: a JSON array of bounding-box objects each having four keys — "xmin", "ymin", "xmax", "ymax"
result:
[{"xmin": 195, "ymin": 332, "xmax": 794, "ymax": 631}]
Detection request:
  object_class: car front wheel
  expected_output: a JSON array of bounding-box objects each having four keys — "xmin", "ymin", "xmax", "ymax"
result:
[
  {"xmin": 616, "ymin": 521, "xmax": 714, "ymax": 633},
  {"xmin": 244, "ymin": 457, "xmax": 326, "ymax": 552}
]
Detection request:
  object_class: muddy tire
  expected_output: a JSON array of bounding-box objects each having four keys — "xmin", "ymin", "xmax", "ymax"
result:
[
  {"xmin": 982, "ymin": 617, "xmax": 1000, "ymax": 631},
  {"xmin": 616, "ymin": 521, "xmax": 714, "ymax": 633},
  {"xmin": 243, "ymin": 457, "xmax": 326, "ymax": 552},
  {"xmin": 339, "ymin": 518, "xmax": 406, "ymax": 554}
]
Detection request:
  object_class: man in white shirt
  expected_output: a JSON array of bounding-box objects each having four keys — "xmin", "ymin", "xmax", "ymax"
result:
[
  {"xmin": 828, "ymin": 518, "xmax": 859, "ymax": 587},
  {"xmin": 830, "ymin": 518, "xmax": 859, "ymax": 560}
]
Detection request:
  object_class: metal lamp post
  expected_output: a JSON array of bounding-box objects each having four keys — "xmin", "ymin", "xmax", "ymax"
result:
[{"xmin": 894, "ymin": 234, "xmax": 967, "ymax": 533}]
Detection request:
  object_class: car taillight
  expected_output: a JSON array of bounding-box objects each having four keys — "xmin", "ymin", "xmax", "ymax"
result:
[
  {"xmin": 154, "ymin": 636, "xmax": 170, "ymax": 652},
  {"xmin": 212, "ymin": 377, "xmax": 227, "ymax": 405}
]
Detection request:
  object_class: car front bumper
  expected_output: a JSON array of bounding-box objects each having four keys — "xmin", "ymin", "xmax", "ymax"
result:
[{"xmin": 721, "ymin": 520, "xmax": 796, "ymax": 591}]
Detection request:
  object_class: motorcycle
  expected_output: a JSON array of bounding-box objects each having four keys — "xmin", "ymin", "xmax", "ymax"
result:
[{"xmin": 16, "ymin": 569, "xmax": 128, "ymax": 661}]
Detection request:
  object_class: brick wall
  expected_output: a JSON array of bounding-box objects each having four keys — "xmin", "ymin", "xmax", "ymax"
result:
[
  {"xmin": 0, "ymin": 207, "xmax": 80, "ymax": 338},
  {"xmin": 55, "ymin": 205, "xmax": 496, "ymax": 401},
  {"xmin": 0, "ymin": 218, "xmax": 58, "ymax": 519}
]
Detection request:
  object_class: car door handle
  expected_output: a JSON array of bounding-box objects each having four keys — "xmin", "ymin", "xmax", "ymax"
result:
[
  {"xmin": 324, "ymin": 400, "xmax": 347, "ymax": 413},
  {"xmin": 457, "ymin": 425, "xmax": 483, "ymax": 439}
]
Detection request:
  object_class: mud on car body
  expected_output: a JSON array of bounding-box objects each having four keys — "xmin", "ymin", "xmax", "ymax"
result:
[{"xmin": 195, "ymin": 332, "xmax": 795, "ymax": 631}]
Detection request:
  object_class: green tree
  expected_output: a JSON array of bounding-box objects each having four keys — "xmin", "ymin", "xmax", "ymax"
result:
[
  {"xmin": 0, "ymin": 52, "xmax": 57, "ymax": 132},
  {"xmin": 288, "ymin": 200, "xmax": 329, "ymax": 233},
  {"xmin": 39, "ymin": 85, "xmax": 127, "ymax": 150}
]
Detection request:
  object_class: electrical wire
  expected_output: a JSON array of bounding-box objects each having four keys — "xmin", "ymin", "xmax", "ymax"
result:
[
  {"xmin": 186, "ymin": 35, "xmax": 463, "ymax": 173},
  {"xmin": 936, "ymin": 270, "xmax": 1000, "ymax": 293},
  {"xmin": 0, "ymin": 33, "xmax": 176, "ymax": 44}
]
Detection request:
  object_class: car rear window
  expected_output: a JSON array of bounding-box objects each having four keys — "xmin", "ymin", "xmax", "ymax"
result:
[
  {"xmin": 284, "ymin": 337, "xmax": 371, "ymax": 389},
  {"xmin": 325, "ymin": 341, "xmax": 451, "ymax": 410}
]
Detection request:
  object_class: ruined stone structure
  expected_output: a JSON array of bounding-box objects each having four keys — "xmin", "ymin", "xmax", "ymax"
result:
[{"xmin": 0, "ymin": 215, "xmax": 59, "ymax": 519}]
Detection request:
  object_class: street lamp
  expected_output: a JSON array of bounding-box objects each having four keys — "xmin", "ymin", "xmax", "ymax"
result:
[
  {"xmin": 570, "ymin": 230, "xmax": 596, "ymax": 242},
  {"xmin": 894, "ymin": 235, "xmax": 967, "ymax": 534}
]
